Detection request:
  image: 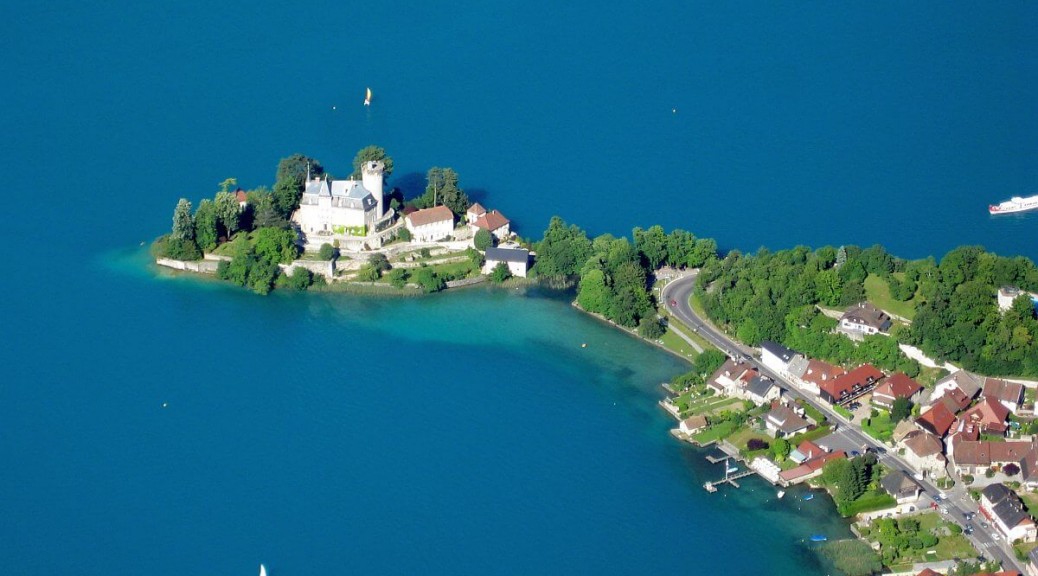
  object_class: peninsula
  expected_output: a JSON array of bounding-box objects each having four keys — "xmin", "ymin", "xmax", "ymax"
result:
[{"xmin": 153, "ymin": 147, "xmax": 1038, "ymax": 576}]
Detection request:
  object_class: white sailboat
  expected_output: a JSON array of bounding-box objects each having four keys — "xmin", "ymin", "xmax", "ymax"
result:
[
  {"xmin": 364, "ymin": 87, "xmax": 372, "ymax": 106},
  {"xmin": 259, "ymin": 564, "xmax": 267, "ymax": 576}
]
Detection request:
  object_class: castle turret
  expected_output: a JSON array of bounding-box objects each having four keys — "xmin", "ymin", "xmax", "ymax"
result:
[{"xmin": 362, "ymin": 160, "xmax": 385, "ymax": 217}]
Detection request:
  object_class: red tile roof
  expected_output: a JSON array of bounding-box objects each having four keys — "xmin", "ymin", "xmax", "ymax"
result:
[
  {"xmin": 873, "ymin": 373, "xmax": 923, "ymax": 403},
  {"xmin": 473, "ymin": 209, "xmax": 510, "ymax": 232},
  {"xmin": 406, "ymin": 205, "xmax": 454, "ymax": 227},
  {"xmin": 800, "ymin": 359, "xmax": 846, "ymax": 387},
  {"xmin": 961, "ymin": 397, "xmax": 1010, "ymax": 433},
  {"xmin": 820, "ymin": 364, "xmax": 883, "ymax": 401},
  {"xmin": 917, "ymin": 401, "xmax": 956, "ymax": 437},
  {"xmin": 940, "ymin": 387, "xmax": 972, "ymax": 412},
  {"xmin": 466, "ymin": 203, "xmax": 486, "ymax": 216}
]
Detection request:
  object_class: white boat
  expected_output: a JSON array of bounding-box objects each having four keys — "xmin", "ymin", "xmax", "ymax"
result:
[
  {"xmin": 364, "ymin": 87, "xmax": 372, "ymax": 106},
  {"xmin": 989, "ymin": 194, "xmax": 1038, "ymax": 215},
  {"xmin": 260, "ymin": 564, "xmax": 267, "ymax": 576},
  {"xmin": 777, "ymin": 490, "xmax": 785, "ymax": 499}
]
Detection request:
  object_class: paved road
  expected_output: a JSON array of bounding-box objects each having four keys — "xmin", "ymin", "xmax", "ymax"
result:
[{"xmin": 660, "ymin": 272, "xmax": 1024, "ymax": 573}]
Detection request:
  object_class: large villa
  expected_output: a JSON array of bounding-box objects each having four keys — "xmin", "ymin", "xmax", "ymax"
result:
[{"xmin": 292, "ymin": 160, "xmax": 396, "ymax": 248}]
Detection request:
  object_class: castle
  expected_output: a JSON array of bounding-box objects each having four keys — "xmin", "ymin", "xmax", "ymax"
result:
[{"xmin": 292, "ymin": 161, "xmax": 385, "ymax": 235}]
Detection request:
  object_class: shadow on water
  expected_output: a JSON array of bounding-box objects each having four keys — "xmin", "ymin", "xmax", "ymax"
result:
[{"xmin": 394, "ymin": 171, "xmax": 427, "ymax": 202}]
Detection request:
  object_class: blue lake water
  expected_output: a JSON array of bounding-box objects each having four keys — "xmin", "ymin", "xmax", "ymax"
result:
[{"xmin": 3, "ymin": 1, "xmax": 1037, "ymax": 574}]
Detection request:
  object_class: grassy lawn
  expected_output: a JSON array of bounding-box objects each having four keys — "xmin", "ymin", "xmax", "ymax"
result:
[
  {"xmin": 861, "ymin": 412, "xmax": 896, "ymax": 442},
  {"xmin": 677, "ymin": 395, "xmax": 742, "ymax": 416},
  {"xmin": 658, "ymin": 326, "xmax": 699, "ymax": 362},
  {"xmin": 692, "ymin": 420, "xmax": 741, "ymax": 445},
  {"xmin": 727, "ymin": 427, "xmax": 772, "ymax": 453},
  {"xmin": 789, "ymin": 424, "xmax": 833, "ymax": 446},
  {"xmin": 797, "ymin": 401, "xmax": 828, "ymax": 425},
  {"xmin": 879, "ymin": 512, "xmax": 980, "ymax": 571},
  {"xmin": 833, "ymin": 405, "xmax": 854, "ymax": 420},
  {"xmin": 1019, "ymin": 491, "xmax": 1038, "ymax": 512},
  {"xmin": 864, "ymin": 273, "xmax": 918, "ymax": 320}
]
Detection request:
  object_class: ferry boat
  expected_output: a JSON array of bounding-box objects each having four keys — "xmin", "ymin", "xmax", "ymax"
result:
[{"xmin": 989, "ymin": 194, "xmax": 1038, "ymax": 215}]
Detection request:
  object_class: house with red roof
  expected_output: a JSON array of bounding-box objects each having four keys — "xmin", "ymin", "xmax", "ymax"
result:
[
  {"xmin": 787, "ymin": 357, "xmax": 846, "ymax": 396},
  {"xmin": 470, "ymin": 209, "xmax": 510, "ymax": 239},
  {"xmin": 405, "ymin": 205, "xmax": 455, "ymax": 242},
  {"xmin": 779, "ymin": 442, "xmax": 846, "ymax": 485},
  {"xmin": 916, "ymin": 401, "xmax": 957, "ymax": 437},
  {"xmin": 465, "ymin": 202, "xmax": 486, "ymax": 224},
  {"xmin": 872, "ymin": 372, "xmax": 924, "ymax": 410},
  {"xmin": 959, "ymin": 397, "xmax": 1011, "ymax": 436},
  {"xmin": 818, "ymin": 364, "xmax": 883, "ymax": 405}
]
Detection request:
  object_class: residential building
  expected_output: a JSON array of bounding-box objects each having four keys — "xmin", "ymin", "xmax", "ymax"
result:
[
  {"xmin": 760, "ymin": 341, "xmax": 797, "ymax": 375},
  {"xmin": 872, "ymin": 373, "xmax": 924, "ymax": 410},
  {"xmin": 483, "ymin": 247, "xmax": 530, "ymax": 278},
  {"xmin": 739, "ymin": 375, "xmax": 781, "ymax": 405},
  {"xmin": 764, "ymin": 402, "xmax": 810, "ymax": 438},
  {"xmin": 958, "ymin": 397, "xmax": 1011, "ymax": 437},
  {"xmin": 980, "ymin": 483, "xmax": 1037, "ymax": 542},
  {"xmin": 916, "ymin": 401, "xmax": 957, "ymax": 437},
  {"xmin": 470, "ymin": 209, "xmax": 510, "ymax": 239},
  {"xmin": 405, "ymin": 205, "xmax": 455, "ymax": 242},
  {"xmin": 779, "ymin": 444, "xmax": 846, "ymax": 485},
  {"xmin": 984, "ymin": 378, "xmax": 1025, "ymax": 413},
  {"xmin": 881, "ymin": 470, "xmax": 923, "ymax": 504},
  {"xmin": 466, "ymin": 202, "xmax": 486, "ymax": 224},
  {"xmin": 818, "ymin": 364, "xmax": 883, "ymax": 405},
  {"xmin": 948, "ymin": 437, "xmax": 1032, "ymax": 477},
  {"xmin": 930, "ymin": 370, "xmax": 982, "ymax": 406},
  {"xmin": 707, "ymin": 359, "xmax": 757, "ymax": 397},
  {"xmin": 900, "ymin": 430, "xmax": 947, "ymax": 479},
  {"xmin": 839, "ymin": 302, "xmax": 892, "ymax": 336},
  {"xmin": 789, "ymin": 358, "xmax": 845, "ymax": 396},
  {"xmin": 679, "ymin": 415, "xmax": 708, "ymax": 435}
]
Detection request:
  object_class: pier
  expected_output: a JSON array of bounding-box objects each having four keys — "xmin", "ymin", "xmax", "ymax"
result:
[{"xmin": 702, "ymin": 452, "xmax": 758, "ymax": 492}]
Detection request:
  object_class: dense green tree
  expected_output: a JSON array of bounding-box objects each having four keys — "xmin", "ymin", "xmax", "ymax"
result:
[
  {"xmin": 638, "ymin": 316, "xmax": 665, "ymax": 339},
  {"xmin": 387, "ymin": 268, "xmax": 409, "ymax": 288},
  {"xmin": 688, "ymin": 238, "xmax": 718, "ymax": 268},
  {"xmin": 277, "ymin": 267, "xmax": 313, "ymax": 291},
  {"xmin": 252, "ymin": 227, "xmax": 299, "ymax": 264},
  {"xmin": 356, "ymin": 264, "xmax": 380, "ymax": 282},
  {"xmin": 397, "ymin": 227, "xmax": 412, "ymax": 242},
  {"xmin": 193, "ymin": 199, "xmax": 218, "ymax": 251},
  {"xmin": 412, "ymin": 266, "xmax": 445, "ymax": 293},
  {"xmin": 490, "ymin": 261, "xmax": 512, "ymax": 283},
  {"xmin": 368, "ymin": 252, "xmax": 391, "ymax": 273},
  {"xmin": 351, "ymin": 146, "xmax": 393, "ymax": 179},
  {"xmin": 172, "ymin": 198, "xmax": 194, "ymax": 241},
  {"xmin": 277, "ymin": 153, "xmax": 324, "ymax": 186},
  {"xmin": 890, "ymin": 397, "xmax": 912, "ymax": 423},
  {"xmin": 534, "ymin": 216, "xmax": 592, "ymax": 278},
  {"xmin": 772, "ymin": 438, "xmax": 790, "ymax": 461},
  {"xmin": 214, "ymin": 191, "xmax": 240, "ymax": 239},
  {"xmin": 665, "ymin": 229, "xmax": 696, "ymax": 268},
  {"xmin": 473, "ymin": 228, "xmax": 493, "ymax": 251},
  {"xmin": 271, "ymin": 178, "xmax": 302, "ymax": 220},
  {"xmin": 417, "ymin": 167, "xmax": 468, "ymax": 214},
  {"xmin": 318, "ymin": 243, "xmax": 337, "ymax": 260},
  {"xmin": 577, "ymin": 268, "xmax": 609, "ymax": 313},
  {"xmin": 633, "ymin": 225, "xmax": 668, "ymax": 269},
  {"xmin": 694, "ymin": 349, "xmax": 728, "ymax": 377}
]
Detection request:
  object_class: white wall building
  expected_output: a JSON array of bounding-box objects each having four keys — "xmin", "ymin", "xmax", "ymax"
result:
[
  {"xmin": 405, "ymin": 206, "xmax": 455, "ymax": 243},
  {"xmin": 483, "ymin": 246, "xmax": 529, "ymax": 277}
]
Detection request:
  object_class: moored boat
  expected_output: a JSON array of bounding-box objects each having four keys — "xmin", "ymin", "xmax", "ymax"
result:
[{"xmin": 989, "ymin": 194, "xmax": 1038, "ymax": 215}]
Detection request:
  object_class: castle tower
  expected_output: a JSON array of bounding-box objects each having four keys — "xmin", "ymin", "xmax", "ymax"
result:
[{"xmin": 362, "ymin": 160, "xmax": 385, "ymax": 217}]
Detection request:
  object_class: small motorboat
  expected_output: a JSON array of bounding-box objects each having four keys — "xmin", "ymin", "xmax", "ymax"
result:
[
  {"xmin": 777, "ymin": 490, "xmax": 785, "ymax": 499},
  {"xmin": 810, "ymin": 534, "xmax": 827, "ymax": 542},
  {"xmin": 803, "ymin": 493, "xmax": 814, "ymax": 501}
]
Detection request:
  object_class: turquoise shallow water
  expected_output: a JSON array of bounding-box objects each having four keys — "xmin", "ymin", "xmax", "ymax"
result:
[{"xmin": 3, "ymin": 1, "xmax": 1037, "ymax": 574}]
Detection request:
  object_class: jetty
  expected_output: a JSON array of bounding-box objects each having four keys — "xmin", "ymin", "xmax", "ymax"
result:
[{"xmin": 702, "ymin": 450, "xmax": 758, "ymax": 492}]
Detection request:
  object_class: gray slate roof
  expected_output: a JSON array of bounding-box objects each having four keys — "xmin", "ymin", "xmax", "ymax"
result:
[
  {"xmin": 983, "ymin": 483, "xmax": 1033, "ymax": 530},
  {"xmin": 485, "ymin": 247, "xmax": 529, "ymax": 264},
  {"xmin": 880, "ymin": 470, "xmax": 921, "ymax": 500},
  {"xmin": 745, "ymin": 375, "xmax": 775, "ymax": 399},
  {"xmin": 787, "ymin": 354, "xmax": 810, "ymax": 379},
  {"xmin": 760, "ymin": 341, "xmax": 796, "ymax": 364}
]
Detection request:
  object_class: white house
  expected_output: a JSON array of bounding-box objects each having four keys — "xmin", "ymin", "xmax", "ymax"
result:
[
  {"xmin": 930, "ymin": 370, "xmax": 982, "ymax": 406},
  {"xmin": 838, "ymin": 302, "xmax": 891, "ymax": 336},
  {"xmin": 466, "ymin": 203, "xmax": 487, "ymax": 224},
  {"xmin": 679, "ymin": 415, "xmax": 708, "ymax": 435},
  {"xmin": 900, "ymin": 430, "xmax": 947, "ymax": 479},
  {"xmin": 981, "ymin": 483, "xmax": 1037, "ymax": 543},
  {"xmin": 483, "ymin": 246, "xmax": 530, "ymax": 278},
  {"xmin": 405, "ymin": 206, "xmax": 455, "ymax": 243},
  {"xmin": 293, "ymin": 161, "xmax": 385, "ymax": 235},
  {"xmin": 760, "ymin": 341, "xmax": 797, "ymax": 376}
]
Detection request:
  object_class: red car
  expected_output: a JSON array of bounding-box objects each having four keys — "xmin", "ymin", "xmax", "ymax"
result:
[{"xmin": 669, "ymin": 299, "xmax": 677, "ymax": 306}]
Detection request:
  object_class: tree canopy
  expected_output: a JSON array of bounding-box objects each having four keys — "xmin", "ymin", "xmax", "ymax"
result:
[{"xmin": 351, "ymin": 145, "xmax": 393, "ymax": 179}]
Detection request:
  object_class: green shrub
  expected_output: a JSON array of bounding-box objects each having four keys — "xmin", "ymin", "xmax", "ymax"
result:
[{"xmin": 318, "ymin": 243, "xmax": 337, "ymax": 260}]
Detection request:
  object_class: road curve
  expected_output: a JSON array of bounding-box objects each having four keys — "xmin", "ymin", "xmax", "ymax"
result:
[{"xmin": 659, "ymin": 272, "xmax": 1022, "ymax": 573}]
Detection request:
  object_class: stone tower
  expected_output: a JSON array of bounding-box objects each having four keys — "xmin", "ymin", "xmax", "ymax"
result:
[{"xmin": 362, "ymin": 160, "xmax": 385, "ymax": 218}]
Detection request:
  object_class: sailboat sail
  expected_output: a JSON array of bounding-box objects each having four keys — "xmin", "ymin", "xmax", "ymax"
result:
[{"xmin": 364, "ymin": 87, "xmax": 372, "ymax": 105}]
